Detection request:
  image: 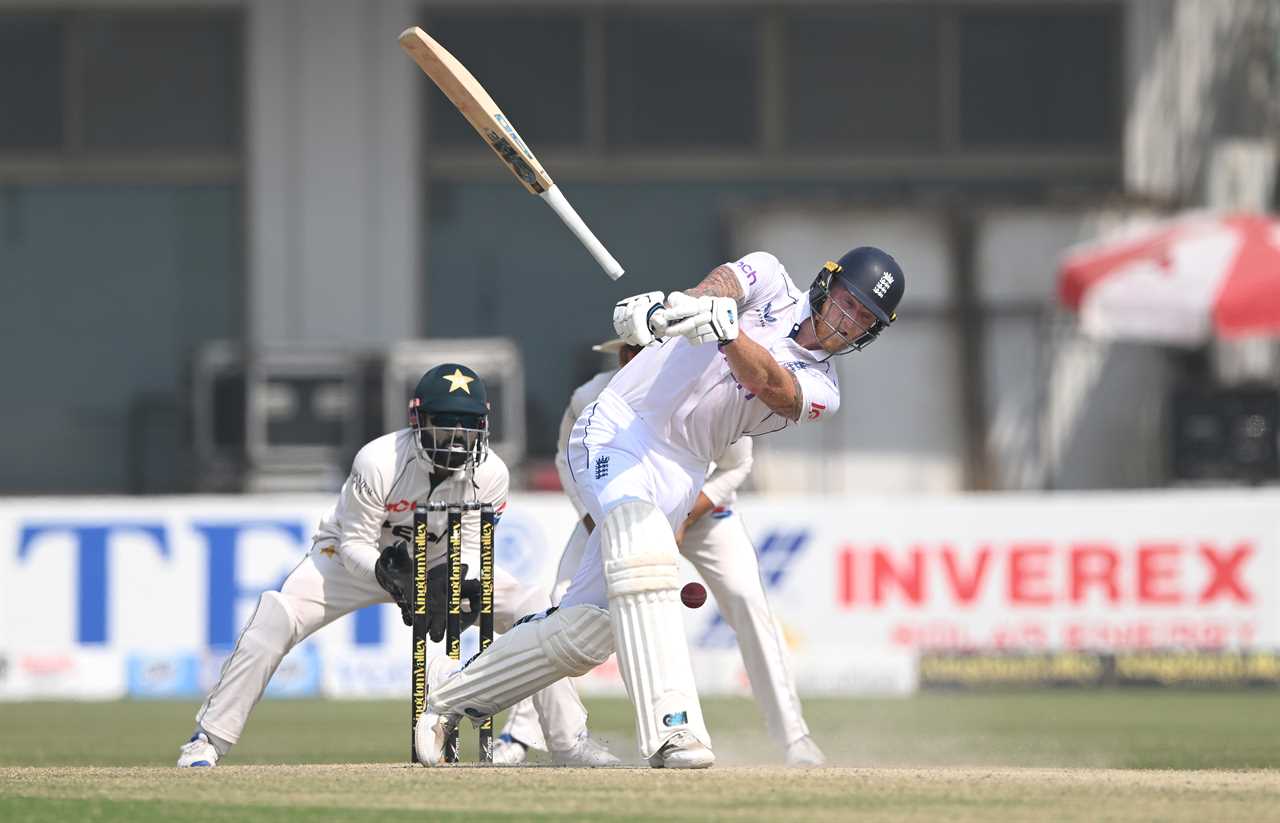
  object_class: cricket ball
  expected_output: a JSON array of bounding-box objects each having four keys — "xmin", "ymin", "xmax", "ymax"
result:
[{"xmin": 681, "ymin": 582, "xmax": 707, "ymax": 609}]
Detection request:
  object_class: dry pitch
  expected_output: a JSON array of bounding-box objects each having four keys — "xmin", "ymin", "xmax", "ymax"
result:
[
  {"xmin": 5, "ymin": 765, "xmax": 1278, "ymax": 822},
  {"xmin": 3, "ymin": 693, "xmax": 1279, "ymax": 821}
]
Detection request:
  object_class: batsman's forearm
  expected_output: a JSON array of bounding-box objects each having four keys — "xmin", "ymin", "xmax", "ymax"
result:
[{"xmin": 721, "ymin": 333, "xmax": 801, "ymax": 421}]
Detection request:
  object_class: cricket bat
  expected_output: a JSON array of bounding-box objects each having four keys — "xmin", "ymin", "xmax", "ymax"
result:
[{"xmin": 399, "ymin": 26, "xmax": 624, "ymax": 281}]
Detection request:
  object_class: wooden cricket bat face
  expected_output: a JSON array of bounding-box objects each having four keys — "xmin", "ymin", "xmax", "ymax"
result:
[{"xmin": 398, "ymin": 26, "xmax": 553, "ymax": 195}]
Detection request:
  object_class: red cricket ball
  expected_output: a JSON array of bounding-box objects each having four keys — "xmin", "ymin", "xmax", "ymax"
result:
[{"xmin": 681, "ymin": 582, "xmax": 707, "ymax": 609}]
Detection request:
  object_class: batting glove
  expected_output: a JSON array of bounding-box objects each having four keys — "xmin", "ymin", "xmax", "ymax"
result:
[
  {"xmin": 662, "ymin": 296, "xmax": 740, "ymax": 345},
  {"xmin": 613, "ymin": 291, "xmax": 666, "ymax": 347}
]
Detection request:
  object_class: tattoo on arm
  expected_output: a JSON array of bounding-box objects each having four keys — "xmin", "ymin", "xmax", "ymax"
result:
[
  {"xmin": 785, "ymin": 370, "xmax": 804, "ymax": 422},
  {"xmin": 684, "ymin": 265, "xmax": 745, "ymax": 302}
]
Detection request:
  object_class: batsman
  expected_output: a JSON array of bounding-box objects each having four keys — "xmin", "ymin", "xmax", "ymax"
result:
[
  {"xmin": 416, "ymin": 247, "xmax": 905, "ymax": 768},
  {"xmin": 178, "ymin": 363, "xmax": 617, "ymax": 767}
]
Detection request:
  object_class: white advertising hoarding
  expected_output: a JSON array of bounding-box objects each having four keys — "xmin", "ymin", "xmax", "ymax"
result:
[{"xmin": 1, "ymin": 490, "xmax": 1277, "ymax": 699}]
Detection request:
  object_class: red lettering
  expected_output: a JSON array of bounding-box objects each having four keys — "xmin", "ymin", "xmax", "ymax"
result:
[
  {"xmin": 1070, "ymin": 544, "xmax": 1120, "ymax": 603},
  {"xmin": 940, "ymin": 545, "xmax": 990, "ymax": 604},
  {"xmin": 1199, "ymin": 543, "xmax": 1252, "ymax": 603},
  {"xmin": 384, "ymin": 500, "xmax": 413, "ymax": 513},
  {"xmin": 1008, "ymin": 543, "xmax": 1051, "ymax": 605},
  {"xmin": 1137, "ymin": 543, "xmax": 1181, "ymax": 604},
  {"xmin": 837, "ymin": 546, "xmax": 855, "ymax": 607},
  {"xmin": 872, "ymin": 548, "xmax": 924, "ymax": 605}
]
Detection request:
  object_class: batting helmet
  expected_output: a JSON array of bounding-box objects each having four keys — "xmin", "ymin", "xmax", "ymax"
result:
[{"xmin": 808, "ymin": 246, "xmax": 905, "ymax": 352}]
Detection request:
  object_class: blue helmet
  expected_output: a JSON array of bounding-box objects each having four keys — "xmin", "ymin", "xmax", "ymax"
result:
[{"xmin": 807, "ymin": 246, "xmax": 905, "ymax": 352}]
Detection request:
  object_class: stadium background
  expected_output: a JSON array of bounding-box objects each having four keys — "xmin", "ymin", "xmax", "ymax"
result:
[{"xmin": 2, "ymin": 0, "xmax": 1279, "ymax": 737}]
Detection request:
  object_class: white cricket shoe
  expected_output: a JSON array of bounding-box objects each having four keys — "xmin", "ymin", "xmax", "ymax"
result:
[
  {"xmin": 784, "ymin": 735, "xmax": 826, "ymax": 768},
  {"xmin": 551, "ymin": 731, "xmax": 622, "ymax": 767},
  {"xmin": 414, "ymin": 710, "xmax": 459, "ymax": 766},
  {"xmin": 176, "ymin": 732, "xmax": 219, "ymax": 768},
  {"xmin": 414, "ymin": 656, "xmax": 462, "ymax": 766},
  {"xmin": 646, "ymin": 731, "xmax": 715, "ymax": 770},
  {"xmin": 490, "ymin": 734, "xmax": 528, "ymax": 766}
]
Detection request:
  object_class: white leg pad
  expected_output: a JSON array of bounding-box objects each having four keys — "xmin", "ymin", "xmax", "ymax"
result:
[
  {"xmin": 427, "ymin": 604, "xmax": 612, "ymax": 722},
  {"xmin": 602, "ymin": 501, "xmax": 710, "ymax": 758}
]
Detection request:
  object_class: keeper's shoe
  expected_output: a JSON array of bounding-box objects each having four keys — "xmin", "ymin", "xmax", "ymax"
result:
[
  {"xmin": 176, "ymin": 732, "xmax": 219, "ymax": 768},
  {"xmin": 646, "ymin": 731, "xmax": 715, "ymax": 770},
  {"xmin": 784, "ymin": 735, "xmax": 826, "ymax": 768},
  {"xmin": 551, "ymin": 731, "xmax": 622, "ymax": 767},
  {"xmin": 490, "ymin": 734, "xmax": 528, "ymax": 766}
]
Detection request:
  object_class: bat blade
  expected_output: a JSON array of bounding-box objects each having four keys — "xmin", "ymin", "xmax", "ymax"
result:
[
  {"xmin": 398, "ymin": 26, "xmax": 552, "ymax": 195},
  {"xmin": 398, "ymin": 26, "xmax": 624, "ymax": 280}
]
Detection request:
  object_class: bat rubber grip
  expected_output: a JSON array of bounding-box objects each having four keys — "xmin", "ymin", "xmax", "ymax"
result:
[{"xmin": 540, "ymin": 185, "xmax": 625, "ymax": 280}]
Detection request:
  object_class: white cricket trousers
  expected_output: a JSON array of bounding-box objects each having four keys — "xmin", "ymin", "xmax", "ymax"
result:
[
  {"xmin": 194, "ymin": 543, "xmax": 589, "ymax": 752},
  {"xmin": 503, "ymin": 507, "xmax": 810, "ymax": 750}
]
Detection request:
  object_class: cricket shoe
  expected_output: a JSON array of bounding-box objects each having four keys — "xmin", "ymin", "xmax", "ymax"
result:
[
  {"xmin": 784, "ymin": 735, "xmax": 826, "ymax": 768},
  {"xmin": 551, "ymin": 731, "xmax": 622, "ymax": 767},
  {"xmin": 646, "ymin": 731, "xmax": 715, "ymax": 770},
  {"xmin": 414, "ymin": 709, "xmax": 460, "ymax": 766},
  {"xmin": 176, "ymin": 732, "xmax": 219, "ymax": 768},
  {"xmin": 489, "ymin": 734, "xmax": 528, "ymax": 766},
  {"xmin": 414, "ymin": 656, "xmax": 462, "ymax": 766}
]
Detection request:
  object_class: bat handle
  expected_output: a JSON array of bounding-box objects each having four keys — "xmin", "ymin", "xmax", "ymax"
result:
[{"xmin": 539, "ymin": 185, "xmax": 625, "ymax": 280}]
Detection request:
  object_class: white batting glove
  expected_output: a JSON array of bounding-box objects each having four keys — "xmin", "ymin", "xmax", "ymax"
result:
[
  {"xmin": 612, "ymin": 291, "xmax": 666, "ymax": 346},
  {"xmin": 650, "ymin": 291, "xmax": 703, "ymax": 337},
  {"xmin": 662, "ymin": 296, "xmax": 740, "ymax": 345}
]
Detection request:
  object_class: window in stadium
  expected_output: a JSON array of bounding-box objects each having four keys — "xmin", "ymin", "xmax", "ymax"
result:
[{"xmin": 958, "ymin": 8, "xmax": 1121, "ymax": 147}]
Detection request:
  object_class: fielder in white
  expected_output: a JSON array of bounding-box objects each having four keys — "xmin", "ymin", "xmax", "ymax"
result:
[
  {"xmin": 177, "ymin": 363, "xmax": 617, "ymax": 767},
  {"xmin": 494, "ymin": 339, "xmax": 825, "ymax": 766},
  {"xmin": 416, "ymin": 247, "xmax": 905, "ymax": 769}
]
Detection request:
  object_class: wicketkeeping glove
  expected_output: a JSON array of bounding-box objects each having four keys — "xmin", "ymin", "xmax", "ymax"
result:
[
  {"xmin": 374, "ymin": 540, "xmax": 414, "ymax": 626},
  {"xmin": 374, "ymin": 541, "xmax": 482, "ymax": 637},
  {"xmin": 426, "ymin": 562, "xmax": 482, "ymax": 642}
]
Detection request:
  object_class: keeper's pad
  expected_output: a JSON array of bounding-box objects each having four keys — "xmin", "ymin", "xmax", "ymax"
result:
[
  {"xmin": 602, "ymin": 501, "xmax": 711, "ymax": 757},
  {"xmin": 426, "ymin": 604, "xmax": 612, "ymax": 721}
]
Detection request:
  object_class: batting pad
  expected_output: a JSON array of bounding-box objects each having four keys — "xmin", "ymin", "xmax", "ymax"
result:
[
  {"xmin": 427, "ymin": 604, "xmax": 612, "ymax": 720},
  {"xmin": 602, "ymin": 501, "xmax": 711, "ymax": 757}
]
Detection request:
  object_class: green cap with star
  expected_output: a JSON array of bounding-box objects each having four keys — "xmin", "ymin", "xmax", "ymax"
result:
[{"xmin": 410, "ymin": 363, "xmax": 489, "ymax": 421}]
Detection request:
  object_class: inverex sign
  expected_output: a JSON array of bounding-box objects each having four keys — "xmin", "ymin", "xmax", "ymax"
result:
[{"xmin": 807, "ymin": 491, "xmax": 1280, "ymax": 652}]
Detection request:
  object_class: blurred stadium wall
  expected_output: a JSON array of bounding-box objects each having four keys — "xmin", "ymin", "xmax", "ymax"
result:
[{"xmin": 0, "ymin": 0, "xmax": 1276, "ymax": 494}]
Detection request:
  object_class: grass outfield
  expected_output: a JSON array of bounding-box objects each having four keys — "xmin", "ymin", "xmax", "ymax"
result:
[{"xmin": 1, "ymin": 693, "xmax": 1278, "ymax": 821}]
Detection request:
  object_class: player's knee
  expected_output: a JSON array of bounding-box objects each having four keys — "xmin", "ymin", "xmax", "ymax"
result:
[
  {"xmin": 536, "ymin": 604, "xmax": 613, "ymax": 675},
  {"xmin": 601, "ymin": 501, "xmax": 675, "ymax": 559},
  {"xmin": 245, "ymin": 590, "xmax": 301, "ymax": 651},
  {"xmin": 601, "ymin": 501, "xmax": 679, "ymax": 599}
]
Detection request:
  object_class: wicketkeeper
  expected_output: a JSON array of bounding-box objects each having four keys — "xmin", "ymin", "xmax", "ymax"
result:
[{"xmin": 178, "ymin": 363, "xmax": 617, "ymax": 767}]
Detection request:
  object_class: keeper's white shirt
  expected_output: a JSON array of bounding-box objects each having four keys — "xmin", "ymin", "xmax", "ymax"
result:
[
  {"xmin": 311, "ymin": 429, "xmax": 508, "ymax": 582},
  {"xmin": 607, "ymin": 251, "xmax": 841, "ymax": 464}
]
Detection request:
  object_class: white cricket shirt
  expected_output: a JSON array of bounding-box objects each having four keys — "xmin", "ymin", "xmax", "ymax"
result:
[
  {"xmin": 606, "ymin": 251, "xmax": 841, "ymax": 464},
  {"xmin": 312, "ymin": 428, "xmax": 508, "ymax": 581}
]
